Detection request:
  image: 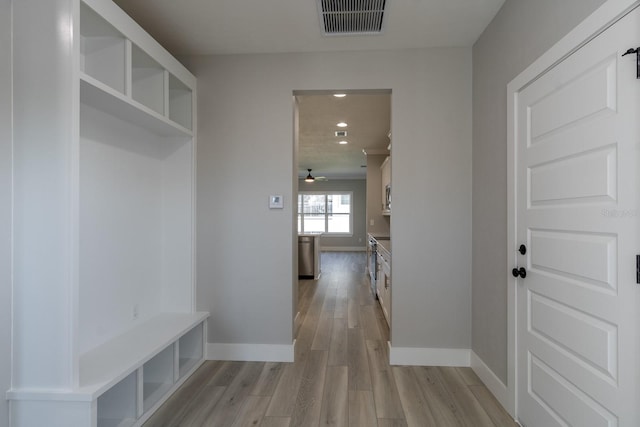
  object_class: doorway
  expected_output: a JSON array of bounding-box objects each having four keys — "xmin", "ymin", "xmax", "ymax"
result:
[{"xmin": 293, "ymin": 90, "xmax": 391, "ymax": 336}]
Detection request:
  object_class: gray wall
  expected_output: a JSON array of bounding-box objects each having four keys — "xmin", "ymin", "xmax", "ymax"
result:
[
  {"xmin": 472, "ymin": 0, "xmax": 606, "ymax": 383},
  {"xmin": 185, "ymin": 47, "xmax": 472, "ymax": 349},
  {"xmin": 0, "ymin": 0, "xmax": 10, "ymax": 424},
  {"xmin": 298, "ymin": 179, "xmax": 367, "ymax": 250}
]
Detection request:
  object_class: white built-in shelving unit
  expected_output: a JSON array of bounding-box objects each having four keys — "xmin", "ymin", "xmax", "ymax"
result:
[{"xmin": 9, "ymin": 1, "xmax": 207, "ymax": 426}]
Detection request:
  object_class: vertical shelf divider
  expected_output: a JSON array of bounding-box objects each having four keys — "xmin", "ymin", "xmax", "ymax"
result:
[
  {"xmin": 136, "ymin": 368, "xmax": 144, "ymax": 420},
  {"xmin": 124, "ymin": 39, "xmax": 132, "ymax": 97},
  {"xmin": 173, "ymin": 342, "xmax": 180, "ymax": 383},
  {"xmin": 164, "ymin": 70, "xmax": 170, "ymax": 120}
]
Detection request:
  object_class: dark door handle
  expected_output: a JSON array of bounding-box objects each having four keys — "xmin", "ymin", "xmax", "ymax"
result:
[{"xmin": 511, "ymin": 267, "xmax": 527, "ymax": 278}]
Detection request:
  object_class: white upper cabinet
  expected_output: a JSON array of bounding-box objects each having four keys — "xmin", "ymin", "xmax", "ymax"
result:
[{"xmin": 381, "ymin": 156, "xmax": 391, "ymax": 215}]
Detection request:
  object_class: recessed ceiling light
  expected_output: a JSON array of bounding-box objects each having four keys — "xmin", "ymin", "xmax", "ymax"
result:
[
  {"xmin": 338, "ymin": 140, "xmax": 348, "ymax": 145},
  {"xmin": 336, "ymin": 122, "xmax": 347, "ymax": 128},
  {"xmin": 333, "ymin": 94, "xmax": 346, "ymax": 98}
]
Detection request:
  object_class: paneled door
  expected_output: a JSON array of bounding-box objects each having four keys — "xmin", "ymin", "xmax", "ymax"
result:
[{"xmin": 514, "ymin": 7, "xmax": 639, "ymax": 427}]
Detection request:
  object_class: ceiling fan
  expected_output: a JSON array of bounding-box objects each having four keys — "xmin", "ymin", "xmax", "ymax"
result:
[{"xmin": 304, "ymin": 169, "xmax": 328, "ymax": 182}]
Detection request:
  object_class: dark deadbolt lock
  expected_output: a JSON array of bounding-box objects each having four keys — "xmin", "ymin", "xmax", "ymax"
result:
[
  {"xmin": 518, "ymin": 244, "xmax": 527, "ymax": 255},
  {"xmin": 512, "ymin": 267, "xmax": 527, "ymax": 279},
  {"xmin": 622, "ymin": 47, "xmax": 640, "ymax": 79}
]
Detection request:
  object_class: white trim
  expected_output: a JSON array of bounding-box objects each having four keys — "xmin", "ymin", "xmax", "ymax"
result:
[
  {"xmin": 320, "ymin": 246, "xmax": 365, "ymax": 252},
  {"xmin": 206, "ymin": 340, "xmax": 295, "ymax": 362},
  {"xmin": 506, "ymin": 0, "xmax": 639, "ymax": 418},
  {"xmin": 388, "ymin": 343, "xmax": 470, "ymax": 366},
  {"xmin": 470, "ymin": 351, "xmax": 512, "ymax": 418}
]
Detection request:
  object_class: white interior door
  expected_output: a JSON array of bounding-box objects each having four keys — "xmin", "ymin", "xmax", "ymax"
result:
[{"xmin": 515, "ymin": 7, "xmax": 640, "ymax": 427}]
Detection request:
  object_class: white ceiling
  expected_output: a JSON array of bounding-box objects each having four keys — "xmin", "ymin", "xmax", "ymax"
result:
[
  {"xmin": 112, "ymin": 0, "xmax": 505, "ymax": 55},
  {"xmin": 112, "ymin": 0, "xmax": 504, "ymax": 178},
  {"xmin": 297, "ymin": 92, "xmax": 391, "ymax": 179}
]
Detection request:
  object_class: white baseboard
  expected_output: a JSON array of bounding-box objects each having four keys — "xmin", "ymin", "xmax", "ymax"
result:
[
  {"xmin": 207, "ymin": 340, "xmax": 295, "ymax": 362},
  {"xmin": 388, "ymin": 343, "xmax": 471, "ymax": 366},
  {"xmin": 470, "ymin": 351, "xmax": 513, "ymax": 417},
  {"xmin": 320, "ymin": 246, "xmax": 366, "ymax": 252}
]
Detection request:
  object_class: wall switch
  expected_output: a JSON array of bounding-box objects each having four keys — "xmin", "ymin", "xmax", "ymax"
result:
[{"xmin": 370, "ymin": 219, "xmax": 375, "ymax": 226}]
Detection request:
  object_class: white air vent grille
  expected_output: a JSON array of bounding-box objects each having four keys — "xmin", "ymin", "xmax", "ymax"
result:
[
  {"xmin": 318, "ymin": 0, "xmax": 387, "ymax": 35},
  {"xmin": 335, "ymin": 130, "xmax": 348, "ymax": 137}
]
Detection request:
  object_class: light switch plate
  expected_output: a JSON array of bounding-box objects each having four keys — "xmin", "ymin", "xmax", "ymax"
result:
[{"xmin": 269, "ymin": 195, "xmax": 284, "ymax": 209}]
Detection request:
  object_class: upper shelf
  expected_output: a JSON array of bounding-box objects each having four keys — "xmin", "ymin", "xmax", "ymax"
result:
[
  {"xmin": 79, "ymin": 1, "xmax": 194, "ymax": 136},
  {"xmin": 80, "ymin": 74, "xmax": 193, "ymax": 137}
]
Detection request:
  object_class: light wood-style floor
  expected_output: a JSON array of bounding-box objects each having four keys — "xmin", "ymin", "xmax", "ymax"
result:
[{"xmin": 144, "ymin": 252, "xmax": 517, "ymax": 427}]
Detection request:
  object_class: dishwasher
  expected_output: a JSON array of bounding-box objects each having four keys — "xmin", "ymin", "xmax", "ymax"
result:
[{"xmin": 298, "ymin": 236, "xmax": 315, "ymax": 277}]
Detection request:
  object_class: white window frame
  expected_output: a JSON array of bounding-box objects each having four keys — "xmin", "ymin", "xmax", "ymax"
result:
[{"xmin": 298, "ymin": 191, "xmax": 353, "ymax": 236}]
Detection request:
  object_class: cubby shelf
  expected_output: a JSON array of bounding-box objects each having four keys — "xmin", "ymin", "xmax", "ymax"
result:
[
  {"xmin": 131, "ymin": 44, "xmax": 165, "ymax": 116},
  {"xmin": 178, "ymin": 323, "xmax": 204, "ymax": 378},
  {"xmin": 80, "ymin": 73, "xmax": 192, "ymax": 137},
  {"xmin": 96, "ymin": 371, "xmax": 137, "ymax": 427},
  {"xmin": 169, "ymin": 74, "xmax": 193, "ymax": 131},
  {"xmin": 80, "ymin": 0, "xmax": 126, "ymax": 95},
  {"xmin": 80, "ymin": 312, "xmax": 208, "ymax": 398},
  {"xmin": 79, "ymin": 0, "xmax": 194, "ymax": 137}
]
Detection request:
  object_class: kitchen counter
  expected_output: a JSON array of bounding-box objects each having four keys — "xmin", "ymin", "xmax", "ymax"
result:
[
  {"xmin": 298, "ymin": 232, "xmax": 323, "ymax": 237},
  {"xmin": 368, "ymin": 232, "xmax": 390, "ymax": 240}
]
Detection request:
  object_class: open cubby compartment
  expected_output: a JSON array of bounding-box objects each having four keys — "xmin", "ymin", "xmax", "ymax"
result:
[
  {"xmin": 78, "ymin": 102, "xmax": 195, "ymax": 355},
  {"xmin": 169, "ymin": 74, "xmax": 193, "ymax": 130},
  {"xmin": 79, "ymin": 105, "xmax": 169, "ymax": 355},
  {"xmin": 178, "ymin": 322, "xmax": 204, "ymax": 378},
  {"xmin": 131, "ymin": 44, "xmax": 165, "ymax": 116},
  {"xmin": 143, "ymin": 345, "xmax": 175, "ymax": 413},
  {"xmin": 96, "ymin": 370, "xmax": 138, "ymax": 427},
  {"xmin": 80, "ymin": 2, "xmax": 126, "ymax": 94}
]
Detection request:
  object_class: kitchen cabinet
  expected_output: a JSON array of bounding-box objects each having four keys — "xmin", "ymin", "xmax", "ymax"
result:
[
  {"xmin": 381, "ymin": 156, "xmax": 391, "ymax": 215},
  {"xmin": 376, "ymin": 240, "xmax": 391, "ymax": 327},
  {"xmin": 9, "ymin": 1, "xmax": 207, "ymax": 426}
]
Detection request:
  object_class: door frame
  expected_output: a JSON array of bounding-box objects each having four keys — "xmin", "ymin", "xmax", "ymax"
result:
[{"xmin": 505, "ymin": 0, "xmax": 640, "ymax": 418}]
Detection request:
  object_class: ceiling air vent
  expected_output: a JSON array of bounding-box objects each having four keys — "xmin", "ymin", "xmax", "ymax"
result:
[
  {"xmin": 335, "ymin": 130, "xmax": 347, "ymax": 137},
  {"xmin": 318, "ymin": 0, "xmax": 387, "ymax": 36}
]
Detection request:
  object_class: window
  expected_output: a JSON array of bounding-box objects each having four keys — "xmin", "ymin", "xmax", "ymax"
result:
[{"xmin": 298, "ymin": 192, "xmax": 352, "ymax": 234}]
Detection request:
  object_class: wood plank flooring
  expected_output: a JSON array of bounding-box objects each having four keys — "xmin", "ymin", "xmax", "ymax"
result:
[{"xmin": 144, "ymin": 252, "xmax": 516, "ymax": 427}]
